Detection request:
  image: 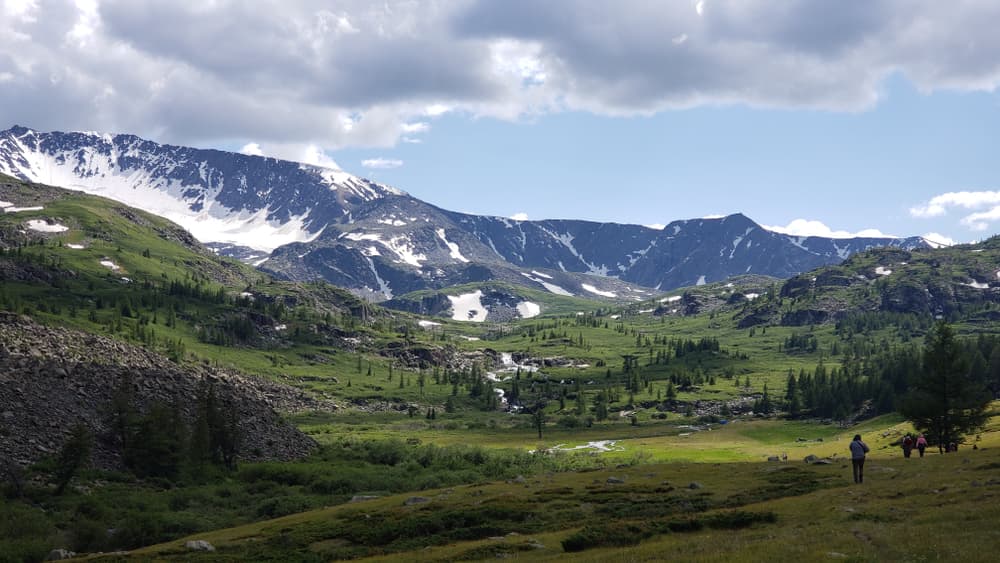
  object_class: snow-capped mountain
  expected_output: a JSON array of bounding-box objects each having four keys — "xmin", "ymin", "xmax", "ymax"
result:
[
  {"xmin": 0, "ymin": 126, "xmax": 930, "ymax": 300},
  {"xmin": 0, "ymin": 125, "xmax": 402, "ymax": 252}
]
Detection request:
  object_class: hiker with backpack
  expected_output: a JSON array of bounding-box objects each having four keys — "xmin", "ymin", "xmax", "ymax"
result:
[
  {"xmin": 902, "ymin": 434, "xmax": 914, "ymax": 458},
  {"xmin": 850, "ymin": 434, "xmax": 870, "ymax": 484},
  {"xmin": 916, "ymin": 434, "xmax": 928, "ymax": 457}
]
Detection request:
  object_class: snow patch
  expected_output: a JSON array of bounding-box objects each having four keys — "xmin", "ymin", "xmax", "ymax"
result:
[
  {"xmin": 418, "ymin": 320, "xmax": 441, "ymax": 328},
  {"xmin": 744, "ymin": 293, "xmax": 760, "ymax": 300},
  {"xmin": 547, "ymin": 440, "xmax": 623, "ymax": 453},
  {"xmin": 436, "ymin": 228, "xmax": 469, "ymax": 263},
  {"xmin": 874, "ymin": 266, "xmax": 892, "ymax": 276},
  {"xmin": 516, "ymin": 301, "xmax": 541, "ymax": 318},
  {"xmin": 448, "ymin": 291, "xmax": 487, "ymax": 322},
  {"xmin": 2, "ymin": 204, "xmax": 45, "ymax": 213},
  {"xmin": 966, "ymin": 280, "xmax": 990, "ymax": 289},
  {"xmin": 696, "ymin": 275, "xmax": 707, "ymax": 286},
  {"xmin": 26, "ymin": 220, "xmax": 68, "ymax": 233},
  {"xmin": 660, "ymin": 295, "xmax": 682, "ymax": 303},
  {"xmin": 530, "ymin": 270, "xmax": 553, "ymax": 279},
  {"xmin": 581, "ymin": 283, "xmax": 616, "ymax": 298},
  {"xmin": 66, "ymin": 243, "xmax": 85, "ymax": 249},
  {"xmin": 99, "ymin": 260, "xmax": 120, "ymax": 271}
]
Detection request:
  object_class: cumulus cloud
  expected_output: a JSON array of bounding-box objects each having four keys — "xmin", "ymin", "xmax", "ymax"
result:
[
  {"xmin": 910, "ymin": 190, "xmax": 1000, "ymax": 231},
  {"xmin": 3, "ymin": 1, "xmax": 1000, "ymax": 150},
  {"xmin": 361, "ymin": 157, "xmax": 403, "ymax": 169},
  {"xmin": 510, "ymin": 212, "xmax": 529, "ymax": 221},
  {"xmin": 921, "ymin": 232, "xmax": 957, "ymax": 247},
  {"xmin": 240, "ymin": 142, "xmax": 264, "ymax": 156},
  {"xmin": 909, "ymin": 190, "xmax": 1000, "ymax": 217},
  {"xmin": 764, "ymin": 219, "xmax": 895, "ymax": 239}
]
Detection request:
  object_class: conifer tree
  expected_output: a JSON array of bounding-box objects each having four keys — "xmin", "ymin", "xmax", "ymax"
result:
[{"xmin": 900, "ymin": 323, "xmax": 992, "ymax": 452}]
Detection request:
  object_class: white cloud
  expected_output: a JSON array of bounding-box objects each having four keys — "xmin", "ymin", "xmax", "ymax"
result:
[
  {"xmin": 361, "ymin": 157, "xmax": 403, "ymax": 169},
  {"xmin": 4, "ymin": 1, "xmax": 1000, "ymax": 151},
  {"xmin": 921, "ymin": 232, "xmax": 957, "ymax": 247},
  {"xmin": 702, "ymin": 214, "xmax": 726, "ymax": 219},
  {"xmin": 910, "ymin": 190, "xmax": 1000, "ymax": 218},
  {"xmin": 962, "ymin": 206, "xmax": 1000, "ymax": 231},
  {"xmin": 510, "ymin": 212, "xmax": 529, "ymax": 221},
  {"xmin": 401, "ymin": 122, "xmax": 429, "ymax": 133},
  {"xmin": 910, "ymin": 190, "xmax": 1000, "ymax": 231},
  {"xmin": 302, "ymin": 145, "xmax": 342, "ymax": 169},
  {"xmin": 240, "ymin": 142, "xmax": 264, "ymax": 156},
  {"xmin": 764, "ymin": 219, "xmax": 894, "ymax": 239}
]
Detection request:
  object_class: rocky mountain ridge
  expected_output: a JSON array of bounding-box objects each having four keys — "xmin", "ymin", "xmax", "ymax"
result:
[{"xmin": 1, "ymin": 126, "xmax": 930, "ymax": 303}]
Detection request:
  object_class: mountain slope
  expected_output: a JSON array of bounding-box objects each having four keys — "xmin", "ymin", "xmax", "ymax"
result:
[
  {"xmin": 1, "ymin": 126, "xmax": 929, "ymax": 301},
  {"xmin": 735, "ymin": 238, "xmax": 1000, "ymax": 327}
]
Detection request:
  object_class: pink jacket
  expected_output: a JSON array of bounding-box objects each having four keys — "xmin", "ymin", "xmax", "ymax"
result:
[{"xmin": 916, "ymin": 436, "xmax": 928, "ymax": 447}]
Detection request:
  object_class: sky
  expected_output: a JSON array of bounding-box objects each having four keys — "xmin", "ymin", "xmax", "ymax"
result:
[{"xmin": 2, "ymin": 1, "xmax": 1000, "ymax": 245}]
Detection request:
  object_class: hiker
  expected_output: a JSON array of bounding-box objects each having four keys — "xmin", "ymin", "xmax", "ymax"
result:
[
  {"xmin": 850, "ymin": 434, "xmax": 870, "ymax": 484},
  {"xmin": 902, "ymin": 434, "xmax": 914, "ymax": 458},
  {"xmin": 948, "ymin": 442, "xmax": 958, "ymax": 453},
  {"xmin": 916, "ymin": 434, "xmax": 927, "ymax": 457}
]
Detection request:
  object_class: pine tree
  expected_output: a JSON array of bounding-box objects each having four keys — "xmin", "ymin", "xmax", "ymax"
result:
[
  {"xmin": 54, "ymin": 423, "xmax": 92, "ymax": 495},
  {"xmin": 900, "ymin": 323, "xmax": 992, "ymax": 452}
]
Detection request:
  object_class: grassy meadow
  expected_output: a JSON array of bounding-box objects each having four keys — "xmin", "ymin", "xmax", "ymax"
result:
[{"xmin": 111, "ymin": 407, "xmax": 1000, "ymax": 562}]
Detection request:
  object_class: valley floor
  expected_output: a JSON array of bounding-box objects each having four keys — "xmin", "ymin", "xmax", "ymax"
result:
[{"xmin": 111, "ymin": 410, "xmax": 1000, "ymax": 562}]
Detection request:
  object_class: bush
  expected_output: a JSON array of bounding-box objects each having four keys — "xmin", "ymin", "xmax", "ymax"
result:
[{"xmin": 561, "ymin": 522, "xmax": 655, "ymax": 552}]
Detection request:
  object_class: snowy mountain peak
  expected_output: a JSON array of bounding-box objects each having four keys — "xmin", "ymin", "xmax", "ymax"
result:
[{"xmin": 0, "ymin": 126, "xmax": 403, "ymax": 252}]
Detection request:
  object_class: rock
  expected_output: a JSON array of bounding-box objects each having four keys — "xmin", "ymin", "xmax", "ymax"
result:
[
  {"xmin": 510, "ymin": 475, "xmax": 526, "ymax": 484},
  {"xmin": 349, "ymin": 495, "xmax": 380, "ymax": 503},
  {"xmin": 688, "ymin": 482, "xmax": 703, "ymax": 490},
  {"xmin": 404, "ymin": 496, "xmax": 430, "ymax": 505},
  {"xmin": 45, "ymin": 549, "xmax": 76, "ymax": 560},
  {"xmin": 811, "ymin": 459, "xmax": 833, "ymax": 465},
  {"xmin": 184, "ymin": 540, "xmax": 215, "ymax": 552},
  {"xmin": 606, "ymin": 476, "xmax": 625, "ymax": 484},
  {"xmin": 767, "ymin": 456, "xmax": 780, "ymax": 462},
  {"xmin": 804, "ymin": 455, "xmax": 819, "ymax": 464}
]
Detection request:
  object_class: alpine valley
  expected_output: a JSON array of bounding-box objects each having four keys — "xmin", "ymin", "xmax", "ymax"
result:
[
  {"xmin": 2, "ymin": 126, "xmax": 1000, "ymax": 563},
  {"xmin": 0, "ymin": 126, "xmax": 935, "ymax": 316}
]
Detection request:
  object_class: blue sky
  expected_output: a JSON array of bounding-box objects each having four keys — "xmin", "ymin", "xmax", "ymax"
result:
[
  {"xmin": 3, "ymin": 1, "xmax": 1000, "ymax": 244},
  {"xmin": 338, "ymin": 76, "xmax": 1000, "ymax": 243}
]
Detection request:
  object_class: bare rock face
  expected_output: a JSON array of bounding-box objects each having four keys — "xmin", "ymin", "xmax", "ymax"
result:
[{"xmin": 0, "ymin": 312, "xmax": 328, "ymax": 468}]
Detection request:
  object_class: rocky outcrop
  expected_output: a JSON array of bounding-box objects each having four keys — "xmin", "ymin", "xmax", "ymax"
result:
[{"xmin": 0, "ymin": 312, "xmax": 328, "ymax": 468}]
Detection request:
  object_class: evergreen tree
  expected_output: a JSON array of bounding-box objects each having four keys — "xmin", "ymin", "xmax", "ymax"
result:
[
  {"xmin": 900, "ymin": 323, "xmax": 992, "ymax": 452},
  {"xmin": 532, "ymin": 402, "xmax": 547, "ymax": 439},
  {"xmin": 53, "ymin": 423, "xmax": 92, "ymax": 495}
]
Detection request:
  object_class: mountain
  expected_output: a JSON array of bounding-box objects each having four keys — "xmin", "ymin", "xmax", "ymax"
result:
[
  {"xmin": 0, "ymin": 126, "xmax": 930, "ymax": 302},
  {"xmin": 733, "ymin": 238, "xmax": 1000, "ymax": 327}
]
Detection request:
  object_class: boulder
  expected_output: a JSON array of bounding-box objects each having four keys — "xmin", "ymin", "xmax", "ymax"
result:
[
  {"xmin": 804, "ymin": 454, "xmax": 819, "ymax": 464},
  {"xmin": 606, "ymin": 476, "xmax": 625, "ymax": 484},
  {"xmin": 45, "ymin": 549, "xmax": 76, "ymax": 561},
  {"xmin": 185, "ymin": 540, "xmax": 215, "ymax": 552},
  {"xmin": 688, "ymin": 482, "xmax": 703, "ymax": 490},
  {"xmin": 404, "ymin": 496, "xmax": 430, "ymax": 506}
]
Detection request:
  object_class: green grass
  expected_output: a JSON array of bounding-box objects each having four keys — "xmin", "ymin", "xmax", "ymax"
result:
[{"xmin": 120, "ymin": 410, "xmax": 1000, "ymax": 562}]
